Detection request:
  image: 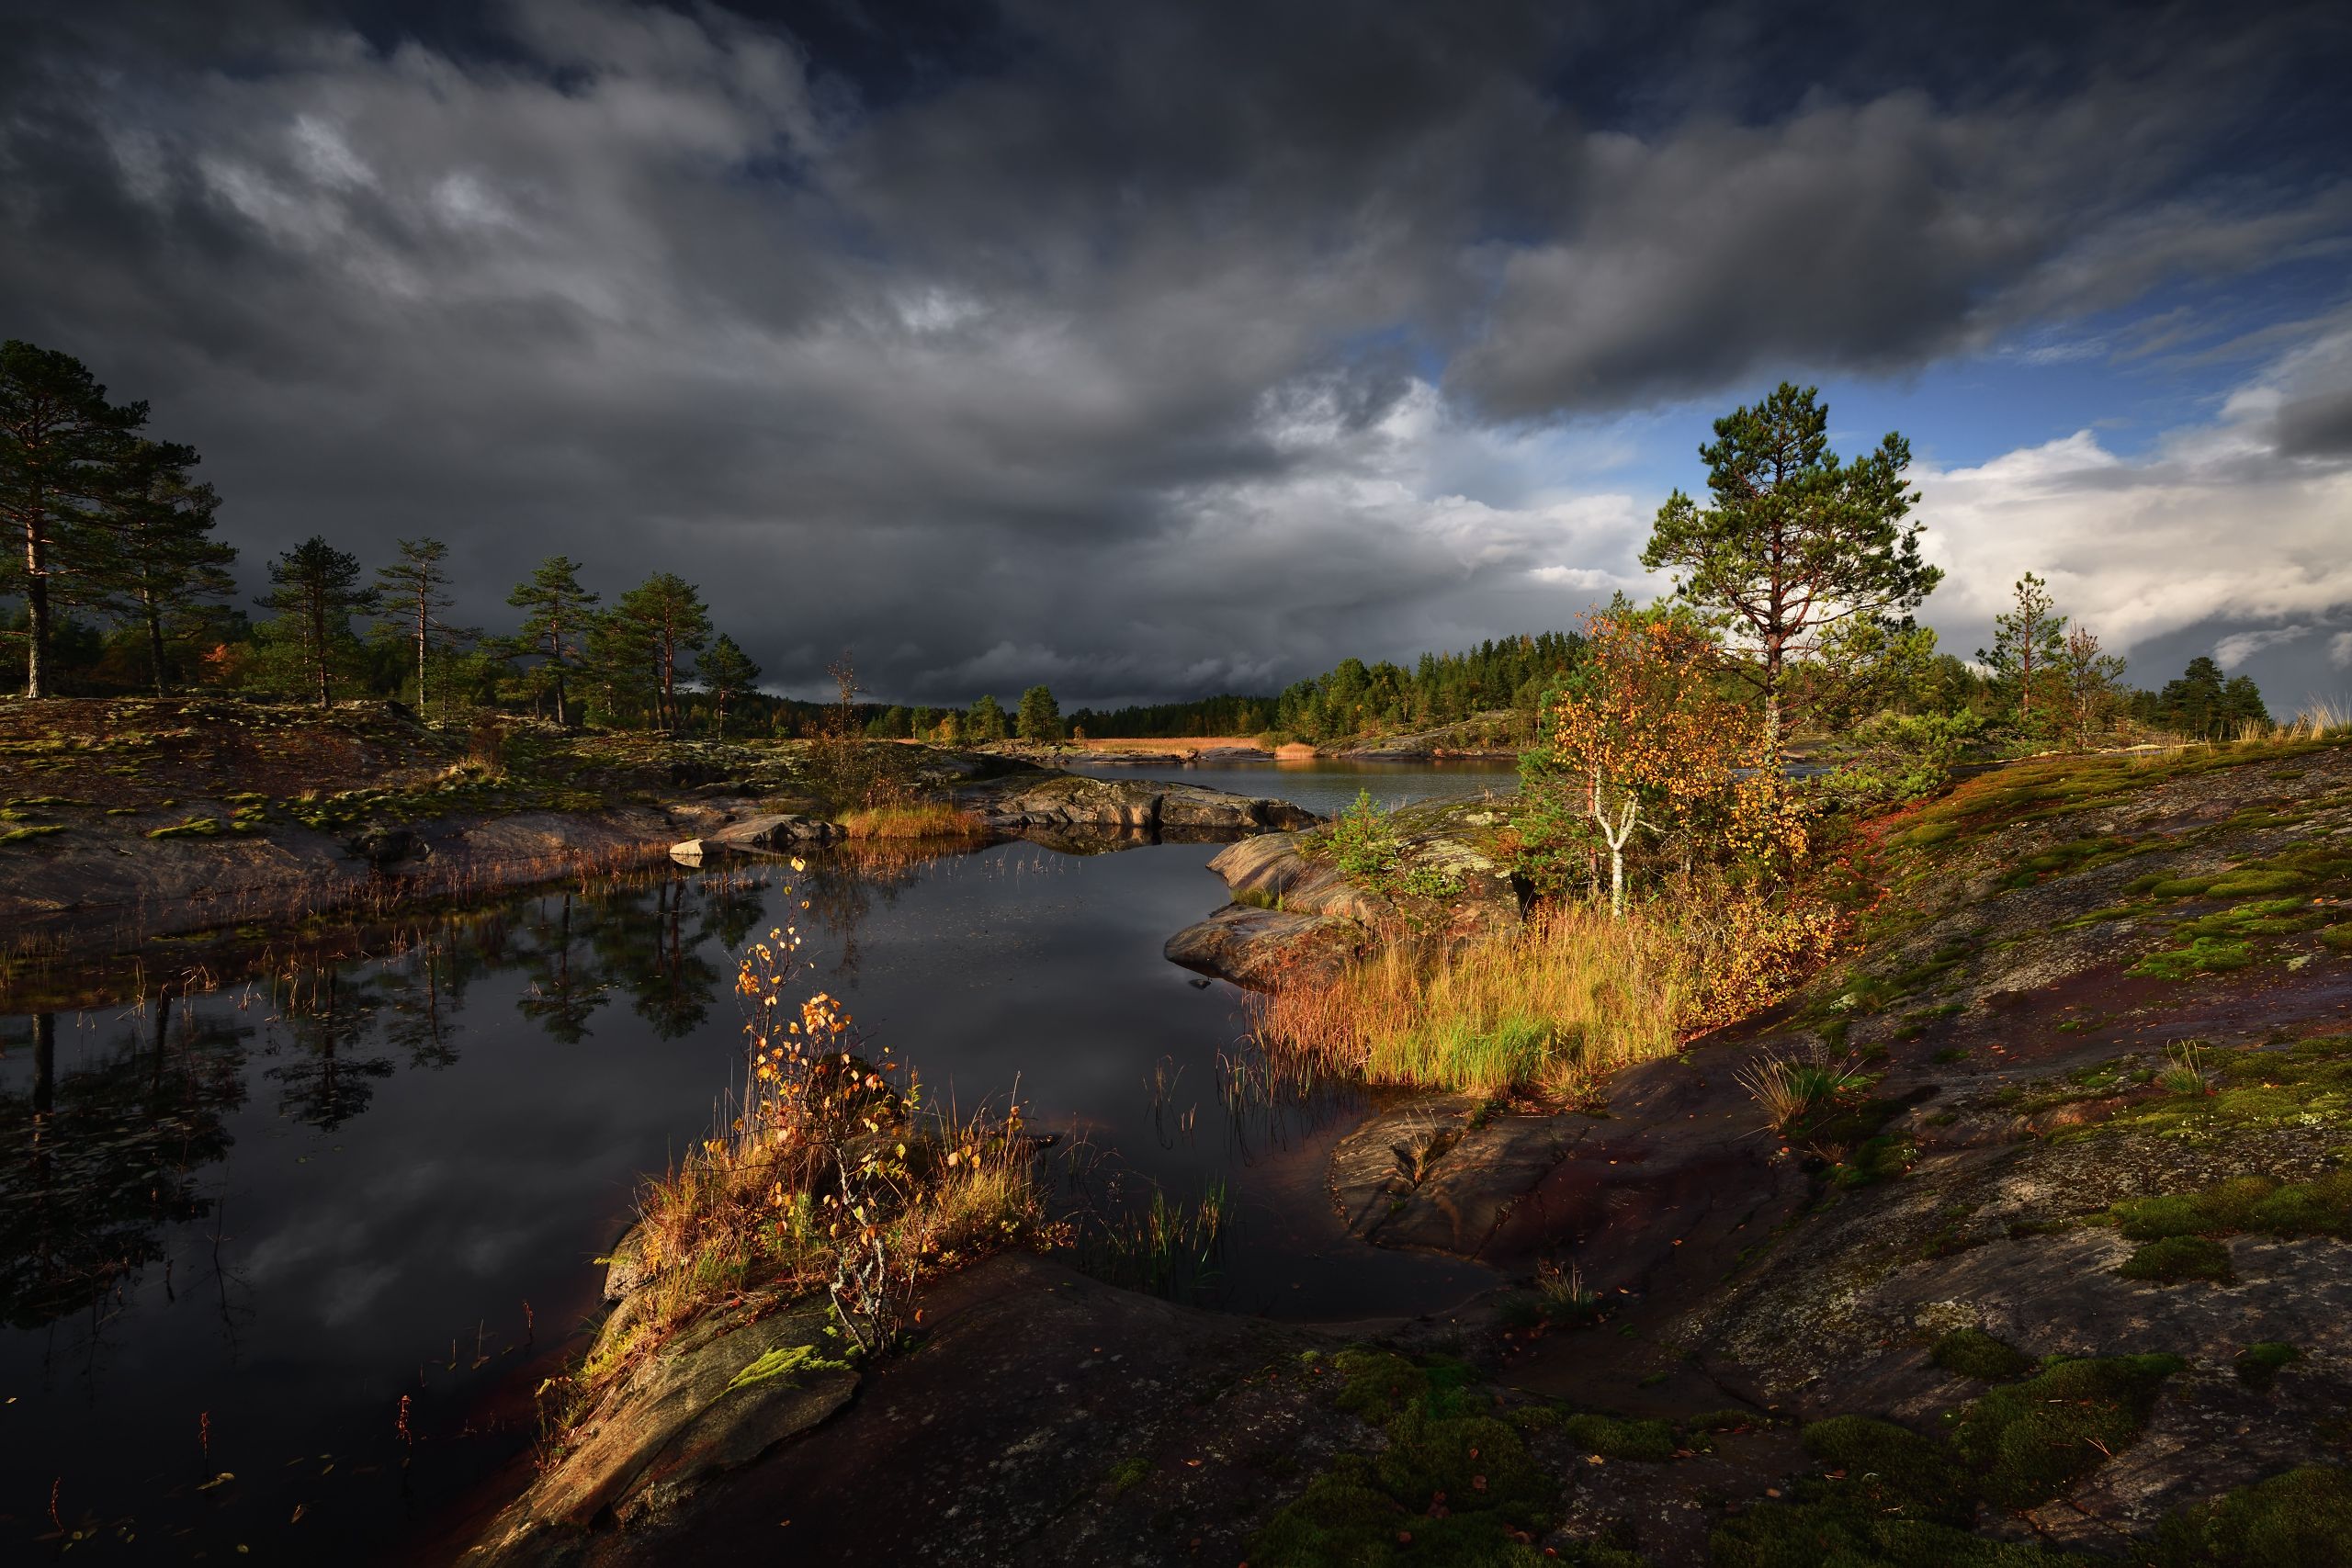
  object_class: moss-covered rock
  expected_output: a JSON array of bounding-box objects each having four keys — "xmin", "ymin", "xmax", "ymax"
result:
[
  {"xmin": 2152, "ymin": 1464, "xmax": 2352, "ymax": 1566},
  {"xmin": 1951, "ymin": 1354, "xmax": 2186, "ymax": 1509}
]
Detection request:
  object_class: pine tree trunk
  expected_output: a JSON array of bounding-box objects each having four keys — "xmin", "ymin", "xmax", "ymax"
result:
[
  {"xmin": 143, "ymin": 583, "xmax": 168, "ymax": 695},
  {"xmin": 23, "ymin": 516, "xmax": 49, "ymax": 699}
]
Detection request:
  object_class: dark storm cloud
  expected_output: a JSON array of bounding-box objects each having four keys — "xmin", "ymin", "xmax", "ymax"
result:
[{"xmin": 1, "ymin": 0, "xmax": 2346, "ymax": 703}]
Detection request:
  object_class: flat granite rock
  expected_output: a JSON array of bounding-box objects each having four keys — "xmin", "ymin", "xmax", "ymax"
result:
[
  {"xmin": 1161, "ymin": 903, "xmax": 1362, "ymax": 989},
  {"xmin": 1329, "ymin": 1100, "xmax": 1577, "ymax": 1256},
  {"xmin": 465, "ymin": 1302, "xmax": 855, "ymax": 1565}
]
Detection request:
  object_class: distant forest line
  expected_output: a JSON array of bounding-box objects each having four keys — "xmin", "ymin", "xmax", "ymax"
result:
[{"xmin": 6, "ymin": 341, "xmax": 2273, "ymax": 747}]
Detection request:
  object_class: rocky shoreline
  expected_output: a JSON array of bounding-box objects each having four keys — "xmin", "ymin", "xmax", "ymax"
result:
[{"xmin": 452, "ymin": 736, "xmax": 2352, "ymax": 1565}]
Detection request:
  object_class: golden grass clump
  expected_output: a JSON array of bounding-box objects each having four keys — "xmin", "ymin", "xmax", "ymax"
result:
[
  {"xmin": 835, "ymin": 801, "xmax": 989, "ymax": 840},
  {"xmin": 1249, "ymin": 886, "xmax": 1843, "ymax": 1098}
]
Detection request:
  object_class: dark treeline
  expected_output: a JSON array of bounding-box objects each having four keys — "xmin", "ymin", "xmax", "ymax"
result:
[
  {"xmin": 5, "ymin": 343, "xmax": 2271, "ymax": 746},
  {"xmin": 1064, "ymin": 633, "xmax": 1587, "ymax": 741}
]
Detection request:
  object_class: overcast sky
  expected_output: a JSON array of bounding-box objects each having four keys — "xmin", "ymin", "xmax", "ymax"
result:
[{"xmin": 5, "ymin": 0, "xmax": 2348, "ymax": 708}]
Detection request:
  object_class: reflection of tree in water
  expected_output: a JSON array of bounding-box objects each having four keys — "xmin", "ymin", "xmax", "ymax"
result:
[
  {"xmin": 513, "ymin": 891, "xmax": 610, "ymax": 1043},
  {"xmin": 265, "ymin": 972, "xmax": 396, "ymax": 1132},
  {"xmin": 586, "ymin": 877, "xmax": 722, "ymax": 1040},
  {"xmin": 376, "ymin": 942, "xmax": 471, "ymax": 1069},
  {"xmin": 0, "ymin": 1003, "xmax": 248, "ymax": 1331}
]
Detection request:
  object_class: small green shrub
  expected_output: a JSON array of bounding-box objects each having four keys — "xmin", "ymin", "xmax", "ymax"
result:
[
  {"xmin": 1713, "ymin": 1414, "xmax": 2078, "ymax": 1566},
  {"xmin": 2112, "ymin": 1171, "xmax": 2352, "ymax": 1240},
  {"xmin": 2120, "ymin": 1235, "xmax": 2234, "ymax": 1284},
  {"xmin": 1930, "ymin": 1327, "xmax": 2034, "ymax": 1382},
  {"xmin": 1951, "ymin": 1354, "xmax": 2186, "ymax": 1508},
  {"xmin": 1328, "ymin": 789, "xmax": 1403, "ymax": 881}
]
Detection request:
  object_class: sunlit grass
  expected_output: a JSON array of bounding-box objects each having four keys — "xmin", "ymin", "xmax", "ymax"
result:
[
  {"xmin": 1249, "ymin": 889, "xmax": 1841, "ymax": 1097},
  {"xmin": 835, "ymin": 801, "xmax": 989, "ymax": 839}
]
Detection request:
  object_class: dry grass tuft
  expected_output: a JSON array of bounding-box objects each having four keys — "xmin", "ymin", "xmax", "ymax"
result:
[{"xmin": 1734, "ymin": 1045, "xmax": 1865, "ymax": 1134}]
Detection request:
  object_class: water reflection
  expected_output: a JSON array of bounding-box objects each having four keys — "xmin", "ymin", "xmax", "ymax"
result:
[
  {"xmin": 0, "ymin": 797, "xmax": 1495, "ymax": 1561},
  {"xmin": 0, "ymin": 1004, "xmax": 244, "ymax": 1334}
]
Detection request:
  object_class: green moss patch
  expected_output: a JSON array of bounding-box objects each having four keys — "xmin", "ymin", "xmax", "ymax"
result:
[
  {"xmin": 2112, "ymin": 1170, "xmax": 2352, "ymax": 1239},
  {"xmin": 146, "ymin": 816, "xmax": 225, "ymax": 840},
  {"xmin": 2130, "ymin": 937, "xmax": 2255, "ymax": 980},
  {"xmin": 0, "ymin": 824, "xmax": 66, "ymax": 843},
  {"xmin": 1250, "ymin": 1349, "xmax": 1558, "ymax": 1567},
  {"xmin": 1951, "ymin": 1354, "xmax": 2186, "ymax": 1509},
  {"xmin": 1930, "ymin": 1327, "xmax": 2034, "ymax": 1381},
  {"xmin": 2119, "ymin": 1235, "xmax": 2235, "ymax": 1284},
  {"xmin": 2073, "ymin": 1038, "xmax": 2352, "ymax": 1143},
  {"xmin": 2152, "ymin": 1464, "xmax": 2352, "ymax": 1567},
  {"xmin": 2234, "ymin": 1343, "xmax": 2301, "ymax": 1391},
  {"xmin": 1713, "ymin": 1415, "xmax": 2086, "ymax": 1565},
  {"xmin": 1557, "ymin": 1413, "xmax": 1677, "ymax": 1462}
]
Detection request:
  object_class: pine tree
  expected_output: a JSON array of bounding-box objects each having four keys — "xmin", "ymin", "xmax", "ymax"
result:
[
  {"xmin": 966, "ymin": 693, "xmax": 1009, "ymax": 741},
  {"xmin": 258, "ymin": 536, "xmax": 375, "ymax": 705},
  {"xmin": 0, "ymin": 341, "xmax": 152, "ymax": 696},
  {"xmin": 697, "ymin": 632, "xmax": 761, "ymax": 736},
  {"xmin": 375, "ymin": 538, "xmax": 460, "ymax": 714},
  {"xmin": 1979, "ymin": 572, "xmax": 2065, "ymax": 728},
  {"xmin": 1642, "ymin": 383, "xmax": 1938, "ymax": 747},
  {"xmin": 605, "ymin": 573, "xmax": 710, "ymax": 730},
  {"xmin": 1015, "ymin": 685, "xmax": 1061, "ymax": 741},
  {"xmin": 107, "ymin": 440, "xmax": 235, "ymax": 695},
  {"xmin": 506, "ymin": 556, "xmax": 599, "ymax": 728}
]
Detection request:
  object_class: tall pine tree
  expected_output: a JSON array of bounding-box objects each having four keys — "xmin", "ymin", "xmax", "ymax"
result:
[
  {"xmin": 506, "ymin": 556, "xmax": 598, "ymax": 728},
  {"xmin": 1979, "ymin": 571, "xmax": 2065, "ymax": 728},
  {"xmin": 605, "ymin": 573, "xmax": 710, "ymax": 730},
  {"xmin": 258, "ymin": 536, "xmax": 375, "ymax": 705},
  {"xmin": 376, "ymin": 537, "xmax": 461, "ymax": 714},
  {"xmin": 697, "ymin": 632, "xmax": 761, "ymax": 736},
  {"xmin": 107, "ymin": 439, "xmax": 235, "ymax": 695},
  {"xmin": 1642, "ymin": 383, "xmax": 1938, "ymax": 746},
  {"xmin": 0, "ymin": 341, "xmax": 151, "ymax": 696}
]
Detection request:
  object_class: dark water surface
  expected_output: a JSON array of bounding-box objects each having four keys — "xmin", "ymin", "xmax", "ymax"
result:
[{"xmin": 0, "ymin": 764, "xmax": 1505, "ymax": 1562}]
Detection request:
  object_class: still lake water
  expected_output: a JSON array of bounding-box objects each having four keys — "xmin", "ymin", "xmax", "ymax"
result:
[{"xmin": 0, "ymin": 761, "xmax": 1515, "ymax": 1562}]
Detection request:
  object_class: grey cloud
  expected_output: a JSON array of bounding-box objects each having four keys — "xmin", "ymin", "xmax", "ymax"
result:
[
  {"xmin": 1, "ymin": 0, "xmax": 2346, "ymax": 704},
  {"xmin": 2277, "ymin": 386, "xmax": 2352, "ymax": 458}
]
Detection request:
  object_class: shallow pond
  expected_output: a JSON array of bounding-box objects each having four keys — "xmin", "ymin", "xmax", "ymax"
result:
[{"xmin": 0, "ymin": 762, "xmax": 1512, "ymax": 1562}]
